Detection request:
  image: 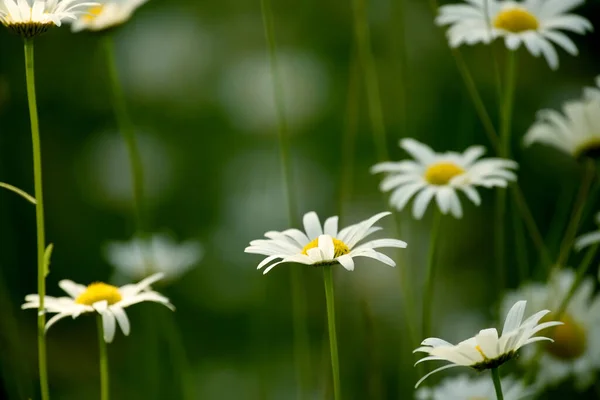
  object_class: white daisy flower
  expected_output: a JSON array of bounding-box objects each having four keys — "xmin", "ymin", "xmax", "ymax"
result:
[
  {"xmin": 370, "ymin": 139, "xmax": 517, "ymax": 219},
  {"xmin": 524, "ymin": 96, "xmax": 600, "ymax": 160},
  {"xmin": 416, "ymin": 374, "xmax": 533, "ymax": 400},
  {"xmin": 70, "ymin": 0, "xmax": 148, "ymax": 32},
  {"xmin": 435, "ymin": 0, "xmax": 592, "ymax": 70},
  {"xmin": 0, "ymin": 0, "xmax": 97, "ymax": 37},
  {"xmin": 104, "ymin": 233, "xmax": 203, "ymax": 282},
  {"xmin": 574, "ymin": 212, "xmax": 600, "ymax": 251},
  {"xmin": 244, "ymin": 211, "xmax": 407, "ymax": 274},
  {"xmin": 22, "ymin": 272, "xmax": 174, "ymax": 343},
  {"xmin": 413, "ymin": 300, "xmax": 561, "ymax": 388},
  {"xmin": 502, "ymin": 269, "xmax": 600, "ymax": 390}
]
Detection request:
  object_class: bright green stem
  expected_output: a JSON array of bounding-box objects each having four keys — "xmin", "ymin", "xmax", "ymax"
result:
[
  {"xmin": 24, "ymin": 38, "xmax": 50, "ymax": 400},
  {"xmin": 97, "ymin": 317, "xmax": 109, "ymax": 400},
  {"xmin": 260, "ymin": 0, "xmax": 310, "ymax": 396},
  {"xmin": 323, "ymin": 266, "xmax": 341, "ymax": 400},
  {"xmin": 422, "ymin": 211, "xmax": 442, "ymax": 338},
  {"xmin": 103, "ymin": 35, "xmax": 145, "ymax": 233},
  {"xmin": 0, "ymin": 182, "xmax": 36, "ymax": 204},
  {"xmin": 491, "ymin": 368, "xmax": 504, "ymax": 400},
  {"xmin": 352, "ymin": 0, "xmax": 388, "ymax": 161},
  {"xmin": 556, "ymin": 159, "xmax": 596, "ymax": 269}
]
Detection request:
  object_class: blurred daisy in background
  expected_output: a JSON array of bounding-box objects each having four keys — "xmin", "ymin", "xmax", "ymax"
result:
[
  {"xmin": 574, "ymin": 212, "xmax": 600, "ymax": 251},
  {"xmin": 435, "ymin": 0, "xmax": 592, "ymax": 69},
  {"xmin": 22, "ymin": 273, "xmax": 173, "ymax": 342},
  {"xmin": 70, "ymin": 0, "xmax": 148, "ymax": 32},
  {"xmin": 414, "ymin": 300, "xmax": 561, "ymax": 388},
  {"xmin": 583, "ymin": 75, "xmax": 600, "ymax": 102},
  {"xmin": 0, "ymin": 0, "xmax": 96, "ymax": 37},
  {"xmin": 105, "ymin": 233, "xmax": 203, "ymax": 283},
  {"xmin": 524, "ymin": 95, "xmax": 600, "ymax": 160},
  {"xmin": 245, "ymin": 211, "xmax": 407, "ymax": 274},
  {"xmin": 371, "ymin": 138, "xmax": 517, "ymax": 219},
  {"xmin": 416, "ymin": 374, "xmax": 533, "ymax": 400},
  {"xmin": 502, "ymin": 269, "xmax": 600, "ymax": 390}
]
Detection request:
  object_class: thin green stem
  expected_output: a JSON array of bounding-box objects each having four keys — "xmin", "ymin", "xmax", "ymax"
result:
[
  {"xmin": 512, "ymin": 200, "xmax": 529, "ymax": 283},
  {"xmin": 556, "ymin": 159, "xmax": 596, "ymax": 269},
  {"xmin": 102, "ymin": 35, "xmax": 145, "ymax": 234},
  {"xmin": 491, "ymin": 368, "xmax": 504, "ymax": 400},
  {"xmin": 97, "ymin": 316, "xmax": 109, "ymax": 400},
  {"xmin": 323, "ymin": 266, "xmax": 341, "ymax": 400},
  {"xmin": 24, "ymin": 38, "xmax": 49, "ymax": 400},
  {"xmin": 483, "ymin": 0, "xmax": 503, "ymax": 109},
  {"xmin": 422, "ymin": 211, "xmax": 442, "ymax": 338},
  {"xmin": 0, "ymin": 182, "xmax": 36, "ymax": 204},
  {"xmin": 260, "ymin": 0, "xmax": 310, "ymax": 396},
  {"xmin": 390, "ymin": 0, "xmax": 409, "ymax": 137},
  {"xmin": 352, "ymin": 0, "xmax": 388, "ymax": 161}
]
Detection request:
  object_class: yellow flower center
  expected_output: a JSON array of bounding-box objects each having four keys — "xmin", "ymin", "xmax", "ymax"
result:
[
  {"xmin": 82, "ymin": 5, "xmax": 104, "ymax": 22},
  {"xmin": 424, "ymin": 162, "xmax": 465, "ymax": 185},
  {"xmin": 574, "ymin": 138, "xmax": 600, "ymax": 160},
  {"xmin": 302, "ymin": 237, "xmax": 350, "ymax": 258},
  {"xmin": 493, "ymin": 8, "xmax": 539, "ymax": 33},
  {"xmin": 75, "ymin": 282, "xmax": 123, "ymax": 306},
  {"xmin": 544, "ymin": 313, "xmax": 587, "ymax": 360}
]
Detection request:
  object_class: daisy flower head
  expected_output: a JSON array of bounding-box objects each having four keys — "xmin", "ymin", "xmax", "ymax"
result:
[
  {"xmin": 22, "ymin": 273, "xmax": 174, "ymax": 343},
  {"xmin": 502, "ymin": 269, "xmax": 600, "ymax": 390},
  {"xmin": 370, "ymin": 139, "xmax": 518, "ymax": 219},
  {"xmin": 524, "ymin": 96, "xmax": 600, "ymax": 160},
  {"xmin": 435, "ymin": 0, "xmax": 592, "ymax": 70},
  {"xmin": 244, "ymin": 211, "xmax": 407, "ymax": 274},
  {"xmin": 416, "ymin": 374, "xmax": 533, "ymax": 400},
  {"xmin": 70, "ymin": 0, "xmax": 148, "ymax": 32},
  {"xmin": 104, "ymin": 233, "xmax": 203, "ymax": 283},
  {"xmin": 413, "ymin": 300, "xmax": 562, "ymax": 388},
  {"xmin": 574, "ymin": 212, "xmax": 600, "ymax": 251},
  {"xmin": 0, "ymin": 0, "xmax": 98, "ymax": 38}
]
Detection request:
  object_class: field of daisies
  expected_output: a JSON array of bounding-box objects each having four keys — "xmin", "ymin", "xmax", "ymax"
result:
[{"xmin": 1, "ymin": 0, "xmax": 600, "ymax": 399}]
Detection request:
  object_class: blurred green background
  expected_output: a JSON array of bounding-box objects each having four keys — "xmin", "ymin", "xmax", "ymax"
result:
[{"xmin": 1, "ymin": 0, "xmax": 600, "ymax": 398}]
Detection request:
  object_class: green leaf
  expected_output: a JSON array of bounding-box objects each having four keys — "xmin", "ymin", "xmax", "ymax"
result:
[{"xmin": 43, "ymin": 244, "xmax": 54, "ymax": 278}]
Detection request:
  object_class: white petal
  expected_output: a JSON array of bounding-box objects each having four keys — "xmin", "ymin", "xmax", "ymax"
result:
[
  {"xmin": 110, "ymin": 306, "xmax": 131, "ymax": 336},
  {"xmin": 337, "ymin": 254, "xmax": 354, "ymax": 271},
  {"xmin": 302, "ymin": 212, "xmax": 323, "ymax": 239}
]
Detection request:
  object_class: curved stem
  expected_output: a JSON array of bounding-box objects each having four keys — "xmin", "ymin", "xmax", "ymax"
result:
[
  {"xmin": 0, "ymin": 182, "xmax": 36, "ymax": 204},
  {"xmin": 24, "ymin": 38, "xmax": 50, "ymax": 400},
  {"xmin": 491, "ymin": 368, "xmax": 504, "ymax": 400},
  {"xmin": 102, "ymin": 35, "xmax": 145, "ymax": 234},
  {"xmin": 97, "ymin": 316, "xmax": 110, "ymax": 400},
  {"xmin": 323, "ymin": 266, "xmax": 341, "ymax": 400},
  {"xmin": 260, "ymin": 0, "xmax": 310, "ymax": 396},
  {"xmin": 422, "ymin": 210, "xmax": 442, "ymax": 338}
]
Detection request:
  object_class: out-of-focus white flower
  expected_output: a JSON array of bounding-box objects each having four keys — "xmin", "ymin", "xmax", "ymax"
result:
[
  {"xmin": 574, "ymin": 212, "xmax": 600, "ymax": 251},
  {"xmin": 105, "ymin": 233, "xmax": 203, "ymax": 282},
  {"xmin": 502, "ymin": 269, "xmax": 600, "ymax": 390},
  {"xmin": 22, "ymin": 273, "xmax": 173, "ymax": 342},
  {"xmin": 371, "ymin": 139, "xmax": 517, "ymax": 219},
  {"xmin": 414, "ymin": 300, "xmax": 561, "ymax": 388},
  {"xmin": 0, "ymin": 0, "xmax": 96, "ymax": 37},
  {"xmin": 71, "ymin": 0, "xmax": 148, "ymax": 32},
  {"xmin": 416, "ymin": 374, "xmax": 533, "ymax": 400},
  {"xmin": 436, "ymin": 0, "xmax": 592, "ymax": 69}
]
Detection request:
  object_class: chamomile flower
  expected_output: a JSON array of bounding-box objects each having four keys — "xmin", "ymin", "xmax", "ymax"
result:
[
  {"xmin": 0, "ymin": 0, "xmax": 97, "ymax": 37},
  {"xmin": 435, "ymin": 0, "xmax": 592, "ymax": 70},
  {"xmin": 524, "ymin": 96, "xmax": 600, "ymax": 160},
  {"xmin": 71, "ymin": 0, "xmax": 148, "ymax": 32},
  {"xmin": 244, "ymin": 211, "xmax": 407, "ymax": 274},
  {"xmin": 416, "ymin": 374, "xmax": 533, "ymax": 400},
  {"xmin": 414, "ymin": 300, "xmax": 561, "ymax": 388},
  {"xmin": 502, "ymin": 269, "xmax": 600, "ymax": 390},
  {"xmin": 370, "ymin": 139, "xmax": 517, "ymax": 219},
  {"xmin": 104, "ymin": 234, "xmax": 203, "ymax": 282},
  {"xmin": 574, "ymin": 212, "xmax": 600, "ymax": 251},
  {"xmin": 22, "ymin": 273, "xmax": 174, "ymax": 343}
]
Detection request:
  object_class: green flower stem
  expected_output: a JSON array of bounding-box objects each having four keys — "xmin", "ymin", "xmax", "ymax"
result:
[
  {"xmin": 24, "ymin": 38, "xmax": 50, "ymax": 400},
  {"xmin": 102, "ymin": 35, "xmax": 145, "ymax": 233},
  {"xmin": 491, "ymin": 368, "xmax": 504, "ymax": 400},
  {"xmin": 483, "ymin": 0, "xmax": 503, "ymax": 109},
  {"xmin": 260, "ymin": 0, "xmax": 311, "ymax": 396},
  {"xmin": 422, "ymin": 210, "xmax": 442, "ymax": 338},
  {"xmin": 555, "ymin": 158, "xmax": 596, "ymax": 269},
  {"xmin": 97, "ymin": 316, "xmax": 109, "ymax": 400},
  {"xmin": 352, "ymin": 0, "xmax": 389, "ymax": 161},
  {"xmin": 323, "ymin": 266, "xmax": 341, "ymax": 400},
  {"xmin": 512, "ymin": 201, "xmax": 529, "ymax": 282},
  {"xmin": 0, "ymin": 182, "xmax": 36, "ymax": 204}
]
